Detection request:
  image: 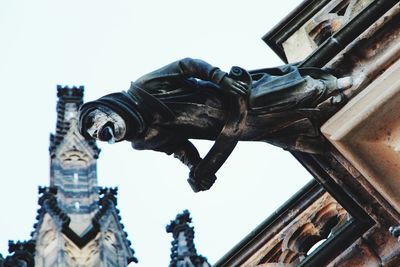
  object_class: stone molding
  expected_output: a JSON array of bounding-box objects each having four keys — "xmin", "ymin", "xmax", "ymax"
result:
[{"xmin": 322, "ymin": 59, "xmax": 400, "ymax": 214}]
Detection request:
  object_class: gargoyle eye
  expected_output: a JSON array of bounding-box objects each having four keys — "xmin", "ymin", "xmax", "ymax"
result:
[{"xmin": 84, "ymin": 114, "xmax": 95, "ymax": 129}]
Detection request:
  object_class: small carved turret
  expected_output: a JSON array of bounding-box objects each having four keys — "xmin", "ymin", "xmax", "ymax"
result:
[
  {"xmin": 0, "ymin": 240, "xmax": 35, "ymax": 267},
  {"xmin": 166, "ymin": 210, "xmax": 210, "ymax": 267}
]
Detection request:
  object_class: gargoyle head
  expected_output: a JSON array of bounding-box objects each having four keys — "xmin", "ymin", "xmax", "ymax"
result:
[
  {"xmin": 78, "ymin": 92, "xmax": 146, "ymax": 143},
  {"xmin": 79, "ymin": 106, "xmax": 126, "ymax": 143}
]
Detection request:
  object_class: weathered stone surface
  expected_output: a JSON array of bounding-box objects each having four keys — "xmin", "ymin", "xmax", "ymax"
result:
[
  {"xmin": 240, "ymin": 192, "xmax": 348, "ymax": 266},
  {"xmin": 327, "ymin": 239, "xmax": 381, "ymax": 267},
  {"xmin": 283, "ymin": 27, "xmax": 317, "ymax": 63},
  {"xmin": 363, "ymin": 226, "xmax": 400, "ymax": 266},
  {"xmin": 322, "ymin": 59, "xmax": 400, "ymax": 214},
  {"xmin": 282, "ymin": 0, "xmax": 376, "ymax": 63}
]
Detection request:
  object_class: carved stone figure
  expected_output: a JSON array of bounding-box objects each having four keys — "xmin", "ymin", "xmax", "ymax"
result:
[{"xmin": 78, "ymin": 58, "xmax": 351, "ymax": 192}]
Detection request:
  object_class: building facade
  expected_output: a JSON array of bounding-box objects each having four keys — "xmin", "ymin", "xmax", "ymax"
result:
[{"xmin": 216, "ymin": 0, "xmax": 400, "ymax": 266}]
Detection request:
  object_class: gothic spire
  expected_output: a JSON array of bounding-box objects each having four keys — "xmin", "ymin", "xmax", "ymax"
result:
[{"xmin": 29, "ymin": 85, "xmax": 138, "ymax": 266}]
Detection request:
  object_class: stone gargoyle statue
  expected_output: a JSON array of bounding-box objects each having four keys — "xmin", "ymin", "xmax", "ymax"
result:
[{"xmin": 78, "ymin": 58, "xmax": 351, "ymax": 192}]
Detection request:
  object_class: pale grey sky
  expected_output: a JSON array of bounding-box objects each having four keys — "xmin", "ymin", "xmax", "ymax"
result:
[{"xmin": 0, "ymin": 1, "xmax": 309, "ymax": 266}]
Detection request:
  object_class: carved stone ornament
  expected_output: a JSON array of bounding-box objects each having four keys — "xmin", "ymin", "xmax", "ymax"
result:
[{"xmin": 78, "ymin": 58, "xmax": 352, "ymax": 192}]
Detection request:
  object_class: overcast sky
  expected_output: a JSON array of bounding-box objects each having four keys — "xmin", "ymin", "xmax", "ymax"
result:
[{"xmin": 0, "ymin": 1, "xmax": 309, "ymax": 266}]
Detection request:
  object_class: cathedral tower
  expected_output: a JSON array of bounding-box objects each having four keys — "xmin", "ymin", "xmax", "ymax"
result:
[{"xmin": 27, "ymin": 86, "xmax": 136, "ymax": 266}]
